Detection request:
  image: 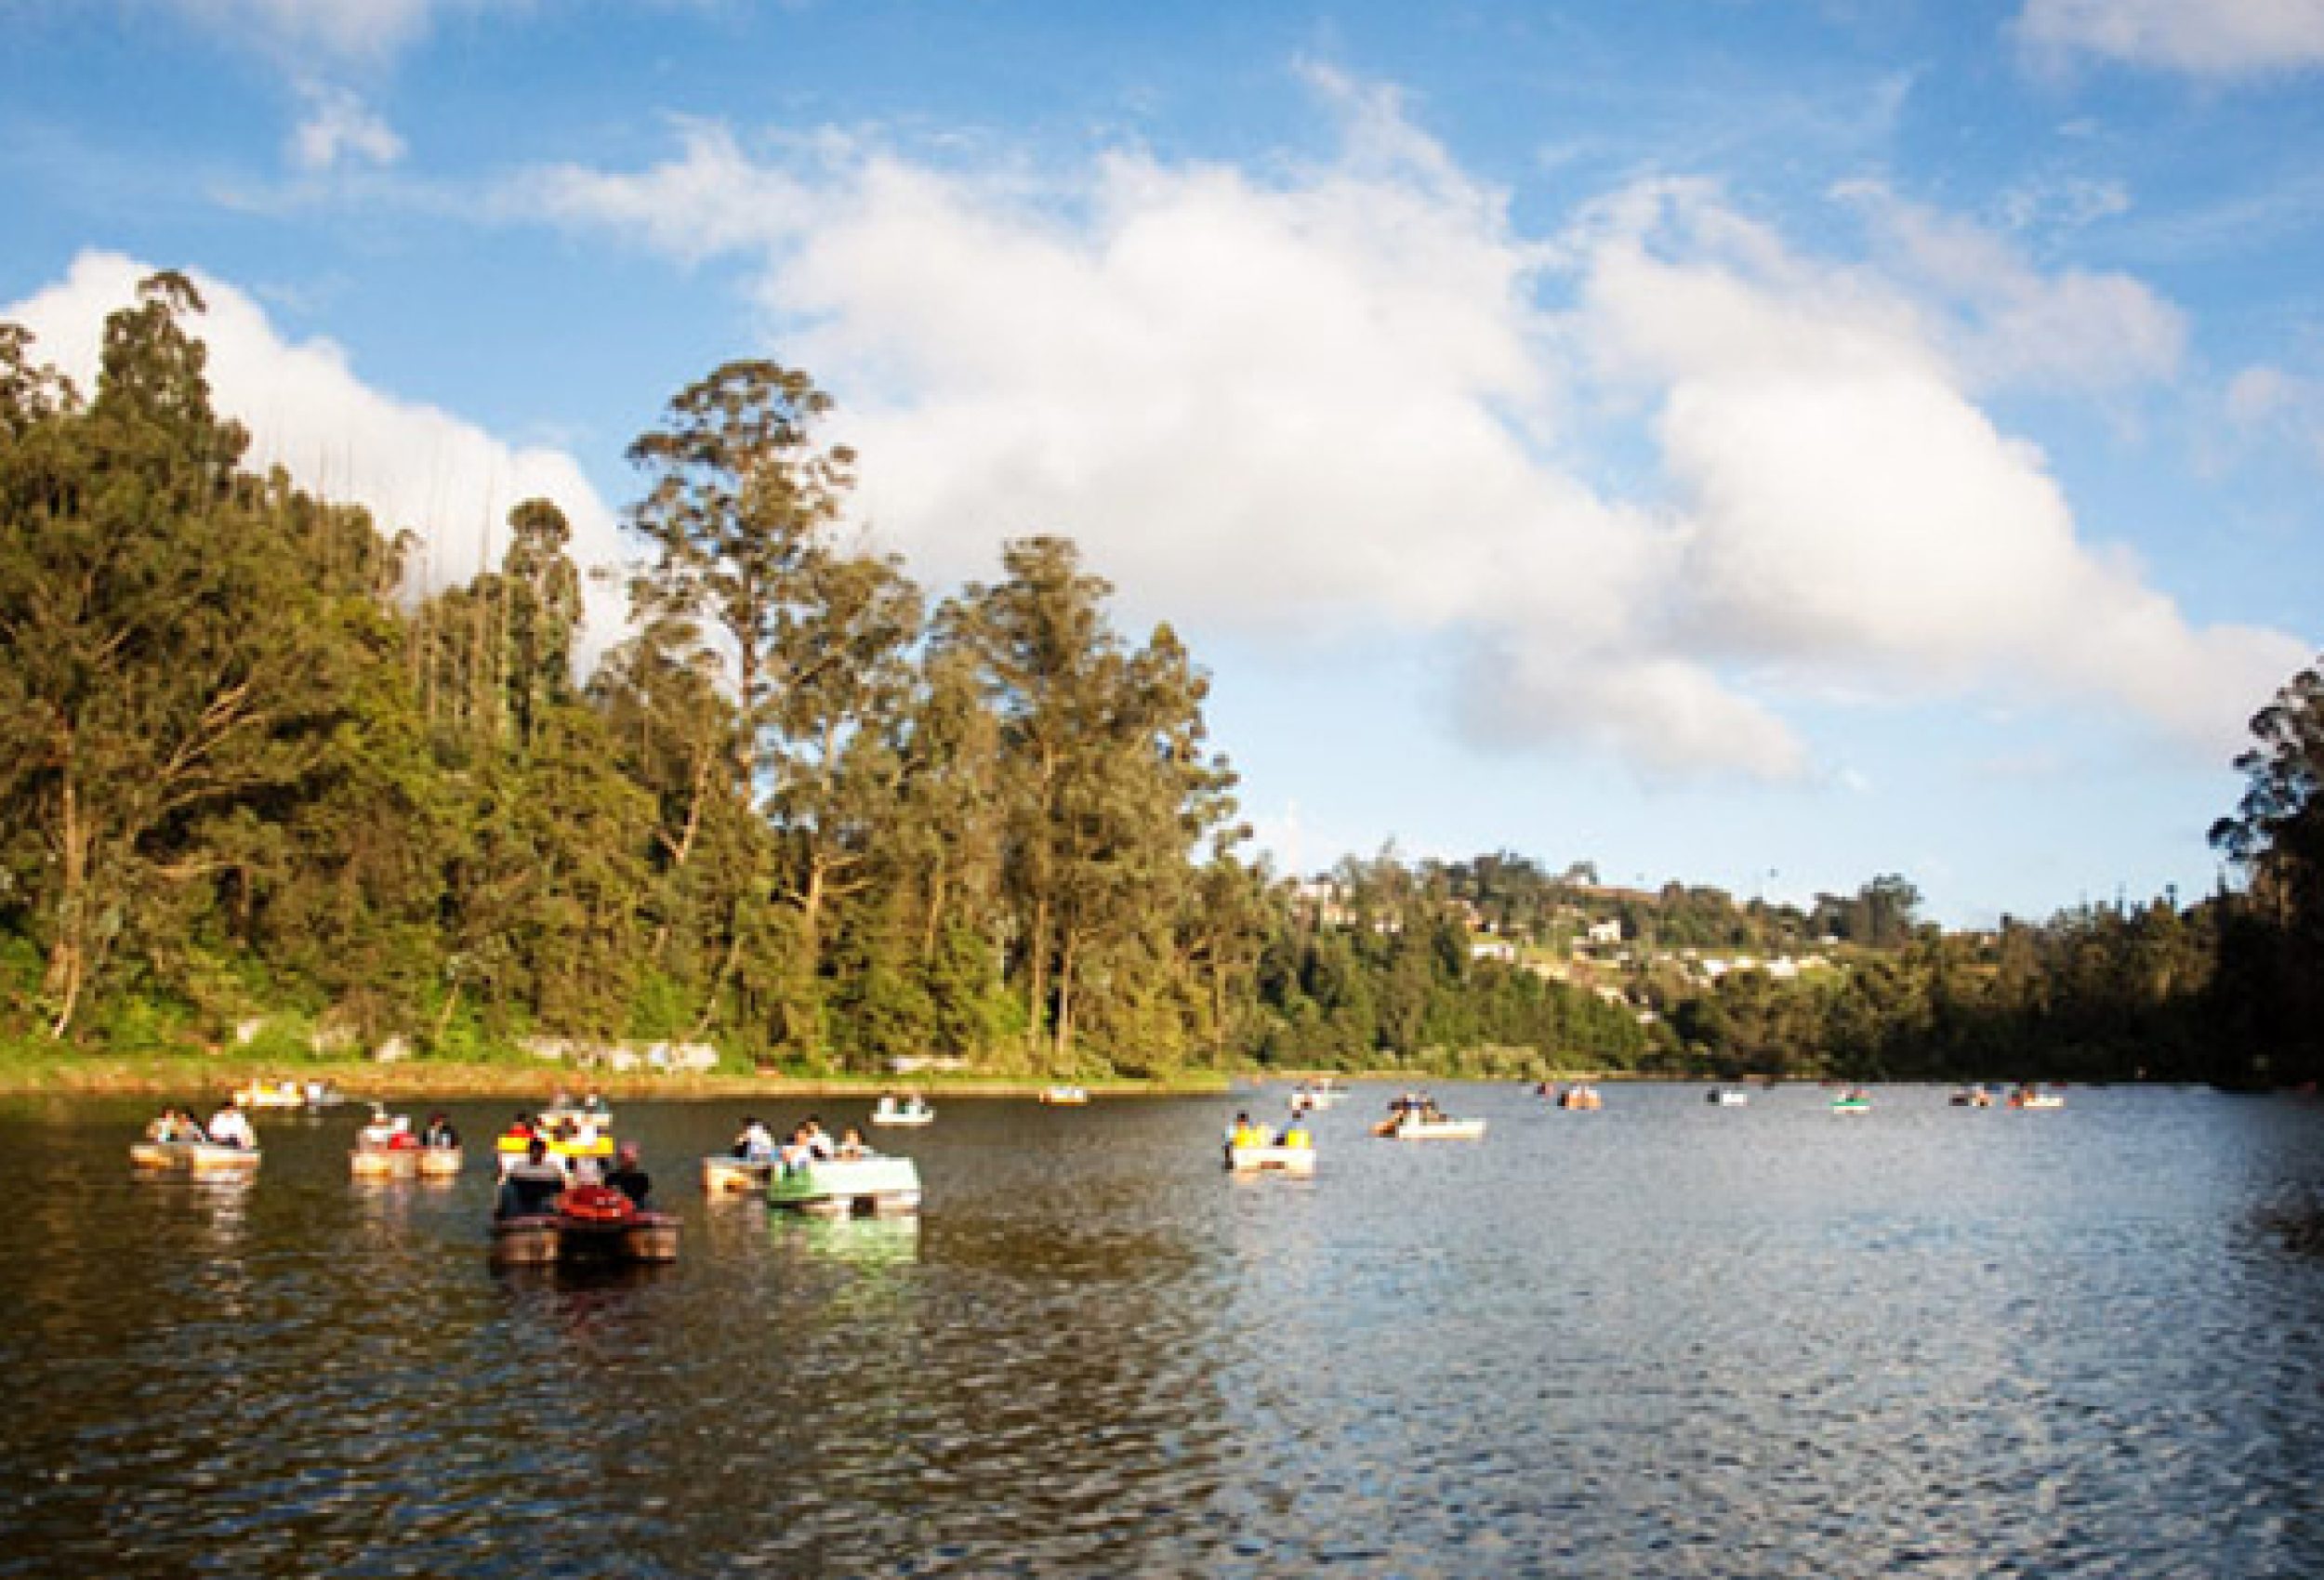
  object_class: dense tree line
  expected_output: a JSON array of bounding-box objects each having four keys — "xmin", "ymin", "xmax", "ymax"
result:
[
  {"xmin": 1, "ymin": 277, "xmax": 2315, "ymax": 1085},
  {"xmin": 0, "ymin": 276, "xmax": 1252, "ymax": 1075}
]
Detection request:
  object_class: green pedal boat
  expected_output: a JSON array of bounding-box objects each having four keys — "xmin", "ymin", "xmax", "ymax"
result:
[{"xmin": 767, "ymin": 1154, "xmax": 923, "ymax": 1217}]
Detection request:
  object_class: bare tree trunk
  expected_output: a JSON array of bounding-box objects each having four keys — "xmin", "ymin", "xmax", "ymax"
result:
[
  {"xmin": 652, "ymin": 740, "xmax": 717, "ymax": 960},
  {"xmin": 690, "ymin": 912, "xmax": 746, "ymax": 1045},
  {"xmin": 1026, "ymin": 894, "xmax": 1050, "ymax": 1060},
  {"xmin": 42, "ymin": 777, "xmax": 88, "ymax": 1039},
  {"xmin": 920, "ymin": 849, "xmax": 949, "ymax": 963},
  {"xmin": 1054, "ymin": 929, "xmax": 1076, "ymax": 1072},
  {"xmin": 800, "ymin": 858, "xmax": 826, "ymax": 982}
]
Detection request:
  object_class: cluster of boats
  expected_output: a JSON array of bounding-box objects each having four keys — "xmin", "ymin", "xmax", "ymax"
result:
[
  {"xmin": 484, "ymin": 1095, "xmax": 681, "ymax": 1268},
  {"xmin": 702, "ymin": 1109, "xmax": 927, "ymax": 1217},
  {"xmin": 230, "ymin": 1077, "xmax": 345, "ymax": 1112},
  {"xmin": 1951, "ymin": 1084, "xmax": 2066, "ymax": 1110}
]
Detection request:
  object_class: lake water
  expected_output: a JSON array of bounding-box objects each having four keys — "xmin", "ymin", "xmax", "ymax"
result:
[{"xmin": 3, "ymin": 1083, "xmax": 2322, "ymax": 1577}]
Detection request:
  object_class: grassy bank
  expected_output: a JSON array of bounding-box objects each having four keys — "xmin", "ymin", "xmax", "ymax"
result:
[{"xmin": 0, "ymin": 1043, "xmax": 1238, "ymax": 1100}]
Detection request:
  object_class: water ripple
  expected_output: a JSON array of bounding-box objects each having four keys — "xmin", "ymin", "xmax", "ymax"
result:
[{"xmin": 5, "ymin": 1086, "xmax": 2324, "ymax": 1575}]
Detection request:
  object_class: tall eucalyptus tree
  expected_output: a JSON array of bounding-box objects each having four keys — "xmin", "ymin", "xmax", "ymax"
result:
[{"xmin": 0, "ymin": 274, "xmax": 351, "ymax": 1036}]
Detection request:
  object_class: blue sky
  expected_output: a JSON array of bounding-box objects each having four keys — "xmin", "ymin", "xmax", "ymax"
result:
[{"xmin": 6, "ymin": 0, "xmax": 2323, "ymax": 925}]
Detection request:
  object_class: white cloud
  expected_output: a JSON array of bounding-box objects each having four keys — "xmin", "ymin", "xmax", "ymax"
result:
[
  {"xmin": 1996, "ymin": 174, "xmax": 2131, "ymax": 232},
  {"xmin": 1579, "ymin": 181, "xmax": 2300, "ymax": 746},
  {"xmin": 1836, "ymin": 179, "xmax": 2185, "ymax": 391},
  {"xmin": 149, "ymin": 0, "xmax": 507, "ymax": 62},
  {"xmin": 289, "ymin": 83, "xmax": 406, "ymax": 172},
  {"xmin": 2017, "ymin": 0, "xmax": 2324, "ymax": 77},
  {"xmin": 519, "ymin": 80, "xmax": 2304, "ymax": 777},
  {"xmin": 5, "ymin": 251, "xmax": 627, "ymax": 665},
  {"xmin": 2226, "ymin": 363, "xmax": 2324, "ymax": 466}
]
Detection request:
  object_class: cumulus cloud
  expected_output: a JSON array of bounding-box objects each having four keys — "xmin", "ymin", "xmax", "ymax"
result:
[
  {"xmin": 289, "ymin": 83, "xmax": 407, "ymax": 172},
  {"xmin": 2016, "ymin": 0, "xmax": 2324, "ymax": 77},
  {"xmin": 4, "ymin": 251, "xmax": 626, "ymax": 665},
  {"xmin": 519, "ymin": 78, "xmax": 2303, "ymax": 776},
  {"xmin": 1579, "ymin": 180, "xmax": 2300, "ymax": 743}
]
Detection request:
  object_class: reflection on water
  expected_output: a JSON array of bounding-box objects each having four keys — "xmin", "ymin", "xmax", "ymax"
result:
[
  {"xmin": 4, "ymin": 1086, "xmax": 2324, "ymax": 1575},
  {"xmin": 776, "ymin": 1211, "xmax": 922, "ymax": 1266}
]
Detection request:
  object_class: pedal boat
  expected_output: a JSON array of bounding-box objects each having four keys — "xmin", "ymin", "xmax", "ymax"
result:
[
  {"xmin": 766, "ymin": 1155, "xmax": 922, "ymax": 1216},
  {"xmin": 871, "ymin": 1095, "xmax": 935, "ymax": 1126},
  {"xmin": 1372, "ymin": 1115, "xmax": 1487, "ymax": 1140},
  {"xmin": 490, "ymin": 1184, "xmax": 679, "ymax": 1267},
  {"xmin": 131, "ymin": 1139, "xmax": 262, "ymax": 1173},
  {"xmin": 1224, "ymin": 1141, "xmax": 1317, "ymax": 1177}
]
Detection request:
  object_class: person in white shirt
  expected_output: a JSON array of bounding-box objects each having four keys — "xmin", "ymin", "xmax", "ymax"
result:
[
  {"xmin": 736, "ymin": 1118, "xmax": 775, "ymax": 1162},
  {"xmin": 206, "ymin": 1100, "xmax": 257, "ymax": 1150}
]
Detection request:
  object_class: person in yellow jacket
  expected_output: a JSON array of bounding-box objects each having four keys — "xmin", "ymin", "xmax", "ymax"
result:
[{"xmin": 1229, "ymin": 1112, "xmax": 1270, "ymax": 1149}]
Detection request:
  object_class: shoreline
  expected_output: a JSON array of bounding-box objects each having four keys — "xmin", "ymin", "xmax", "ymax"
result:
[{"xmin": 0, "ymin": 1053, "xmax": 1244, "ymax": 1101}]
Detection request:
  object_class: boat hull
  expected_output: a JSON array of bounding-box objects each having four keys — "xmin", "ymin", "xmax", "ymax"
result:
[
  {"xmin": 1375, "ymin": 1119, "xmax": 1487, "ymax": 1140},
  {"xmin": 702, "ymin": 1155, "xmax": 773, "ymax": 1194},
  {"xmin": 1225, "ymin": 1143, "xmax": 1316, "ymax": 1176},
  {"xmin": 767, "ymin": 1156, "xmax": 922, "ymax": 1216},
  {"xmin": 416, "ymin": 1147, "xmax": 463, "ymax": 1177},
  {"xmin": 489, "ymin": 1211, "xmax": 680, "ymax": 1267},
  {"xmin": 350, "ymin": 1147, "xmax": 419, "ymax": 1178},
  {"xmin": 132, "ymin": 1140, "xmax": 262, "ymax": 1172}
]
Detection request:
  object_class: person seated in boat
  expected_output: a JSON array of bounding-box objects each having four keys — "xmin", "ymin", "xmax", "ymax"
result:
[
  {"xmin": 147, "ymin": 1109, "xmax": 201, "ymax": 1144},
  {"xmin": 734, "ymin": 1116, "xmax": 775, "ymax": 1162},
  {"xmin": 603, "ymin": 1143, "xmax": 652, "ymax": 1209},
  {"xmin": 422, "ymin": 1113, "xmax": 458, "ymax": 1150},
  {"xmin": 206, "ymin": 1099, "xmax": 257, "ymax": 1151},
  {"xmin": 835, "ymin": 1126, "xmax": 868, "ymax": 1161},
  {"xmin": 1229, "ymin": 1112, "xmax": 1265, "ymax": 1149},
  {"xmin": 495, "ymin": 1139, "xmax": 568, "ymax": 1218},
  {"xmin": 778, "ymin": 1126, "xmax": 817, "ymax": 1174},
  {"xmin": 582, "ymin": 1088, "xmax": 608, "ymax": 1115},
  {"xmin": 803, "ymin": 1117, "xmax": 837, "ymax": 1161},
  {"xmin": 503, "ymin": 1111, "xmax": 535, "ymax": 1142},
  {"xmin": 1281, "ymin": 1114, "xmax": 1314, "ymax": 1150}
]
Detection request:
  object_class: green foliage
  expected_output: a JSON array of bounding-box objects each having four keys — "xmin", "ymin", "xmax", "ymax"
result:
[{"xmin": 2208, "ymin": 656, "xmax": 2324, "ymax": 1086}]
